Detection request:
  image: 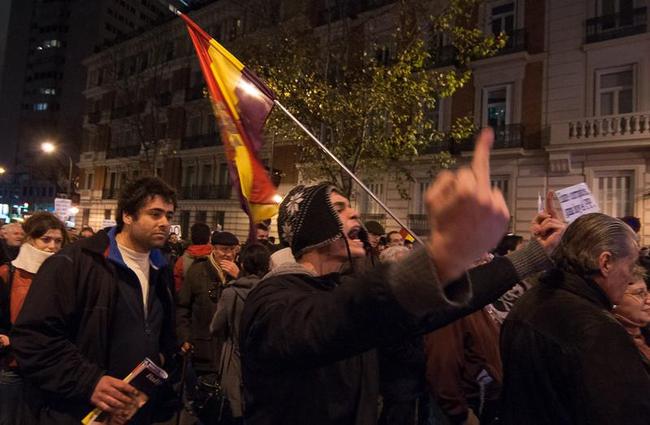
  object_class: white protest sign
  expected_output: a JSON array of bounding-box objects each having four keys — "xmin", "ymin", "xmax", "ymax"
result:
[
  {"xmin": 54, "ymin": 198, "xmax": 72, "ymax": 221},
  {"xmin": 170, "ymin": 225, "xmax": 182, "ymax": 238},
  {"xmin": 555, "ymin": 182, "xmax": 600, "ymax": 223}
]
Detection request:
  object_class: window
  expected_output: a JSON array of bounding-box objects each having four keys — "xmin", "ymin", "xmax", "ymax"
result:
[
  {"xmin": 104, "ymin": 209, "xmax": 112, "ymax": 220},
  {"xmin": 595, "ymin": 66, "xmax": 634, "ymax": 116},
  {"xmin": 201, "ymin": 164, "xmax": 213, "ymax": 185},
  {"xmin": 39, "ymin": 88, "xmax": 56, "ymax": 95},
  {"xmin": 180, "ymin": 211, "xmax": 190, "ymax": 239},
  {"xmin": 482, "ymin": 85, "xmax": 511, "ymax": 128},
  {"xmin": 82, "ymin": 208, "xmax": 90, "ymax": 226},
  {"xmin": 218, "ymin": 163, "xmax": 230, "ymax": 185},
  {"xmin": 85, "ymin": 173, "xmax": 94, "ymax": 190},
  {"xmin": 358, "ymin": 182, "xmax": 384, "ymax": 215},
  {"xmin": 33, "ymin": 102, "xmax": 48, "ymax": 111},
  {"xmin": 195, "ymin": 211, "xmax": 207, "ymax": 223},
  {"xmin": 598, "ymin": 0, "xmax": 635, "ymax": 28},
  {"xmin": 212, "ymin": 211, "xmax": 225, "ymax": 230},
  {"xmin": 490, "ymin": 2, "xmax": 515, "ymax": 35},
  {"xmin": 410, "ymin": 180, "xmax": 430, "ymax": 214},
  {"xmin": 491, "ymin": 175, "xmax": 510, "ymax": 203},
  {"xmin": 593, "ymin": 171, "xmax": 634, "ymax": 217},
  {"xmin": 184, "ymin": 166, "xmax": 196, "ymax": 187}
]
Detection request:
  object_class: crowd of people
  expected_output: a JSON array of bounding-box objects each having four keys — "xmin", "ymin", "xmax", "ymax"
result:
[{"xmin": 0, "ymin": 128, "xmax": 649, "ymax": 425}]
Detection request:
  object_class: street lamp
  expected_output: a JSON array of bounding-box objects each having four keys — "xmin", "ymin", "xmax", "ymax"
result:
[
  {"xmin": 40, "ymin": 141, "xmax": 74, "ymax": 198},
  {"xmin": 0, "ymin": 167, "xmax": 6, "ymax": 175}
]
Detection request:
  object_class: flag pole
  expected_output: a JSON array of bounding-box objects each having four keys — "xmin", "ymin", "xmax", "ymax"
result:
[{"xmin": 273, "ymin": 100, "xmax": 424, "ymax": 245}]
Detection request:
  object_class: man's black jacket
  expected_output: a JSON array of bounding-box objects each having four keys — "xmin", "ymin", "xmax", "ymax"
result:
[
  {"xmin": 500, "ymin": 269, "xmax": 650, "ymax": 425},
  {"xmin": 240, "ymin": 242, "xmax": 551, "ymax": 425}
]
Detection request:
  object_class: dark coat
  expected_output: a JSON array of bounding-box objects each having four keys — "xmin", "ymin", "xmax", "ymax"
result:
[
  {"xmin": 240, "ymin": 244, "xmax": 538, "ymax": 425},
  {"xmin": 500, "ymin": 269, "xmax": 650, "ymax": 425},
  {"xmin": 176, "ymin": 259, "xmax": 225, "ymax": 373},
  {"xmin": 9, "ymin": 229, "xmax": 177, "ymax": 424}
]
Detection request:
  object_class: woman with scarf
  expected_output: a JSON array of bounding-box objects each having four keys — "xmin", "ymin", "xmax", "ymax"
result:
[{"xmin": 0, "ymin": 212, "xmax": 68, "ymax": 424}]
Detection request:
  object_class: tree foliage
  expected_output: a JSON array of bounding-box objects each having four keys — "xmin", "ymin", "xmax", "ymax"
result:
[{"xmin": 239, "ymin": 0, "xmax": 504, "ymax": 196}]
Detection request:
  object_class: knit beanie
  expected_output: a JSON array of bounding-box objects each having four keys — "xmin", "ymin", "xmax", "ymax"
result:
[{"xmin": 277, "ymin": 183, "xmax": 344, "ymax": 258}]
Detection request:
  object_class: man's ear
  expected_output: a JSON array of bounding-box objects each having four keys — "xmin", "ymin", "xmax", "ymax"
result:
[
  {"xmin": 123, "ymin": 212, "xmax": 133, "ymax": 226},
  {"xmin": 598, "ymin": 251, "xmax": 613, "ymax": 277}
]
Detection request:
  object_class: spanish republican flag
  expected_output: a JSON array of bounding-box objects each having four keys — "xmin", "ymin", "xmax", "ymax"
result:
[{"xmin": 181, "ymin": 13, "xmax": 278, "ymax": 225}]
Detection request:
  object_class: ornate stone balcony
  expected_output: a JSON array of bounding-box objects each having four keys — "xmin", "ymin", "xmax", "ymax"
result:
[{"xmin": 550, "ymin": 111, "xmax": 650, "ymax": 146}]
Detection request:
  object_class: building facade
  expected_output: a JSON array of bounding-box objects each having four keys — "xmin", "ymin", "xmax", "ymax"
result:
[{"xmin": 75, "ymin": 0, "xmax": 650, "ymax": 245}]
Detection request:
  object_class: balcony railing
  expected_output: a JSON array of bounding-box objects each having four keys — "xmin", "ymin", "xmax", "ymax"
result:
[
  {"xmin": 460, "ymin": 124, "xmax": 525, "ymax": 150},
  {"xmin": 407, "ymin": 214, "xmax": 428, "ymax": 236},
  {"xmin": 550, "ymin": 111, "xmax": 650, "ymax": 145},
  {"xmin": 499, "ymin": 28, "xmax": 527, "ymax": 55},
  {"xmin": 180, "ymin": 184, "xmax": 232, "ymax": 200},
  {"xmin": 102, "ymin": 188, "xmax": 118, "ymax": 199},
  {"xmin": 586, "ymin": 7, "xmax": 647, "ymax": 43},
  {"xmin": 180, "ymin": 133, "xmax": 220, "ymax": 150},
  {"xmin": 316, "ymin": 0, "xmax": 396, "ymax": 26},
  {"xmin": 106, "ymin": 145, "xmax": 141, "ymax": 159}
]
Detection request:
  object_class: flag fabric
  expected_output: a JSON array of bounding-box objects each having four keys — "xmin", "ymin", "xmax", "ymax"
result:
[
  {"xmin": 181, "ymin": 13, "xmax": 278, "ymax": 227},
  {"xmin": 399, "ymin": 228, "xmax": 416, "ymax": 243}
]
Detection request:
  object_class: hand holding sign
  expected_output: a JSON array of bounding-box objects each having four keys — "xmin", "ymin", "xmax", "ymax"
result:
[{"xmin": 426, "ymin": 128, "xmax": 510, "ymax": 283}]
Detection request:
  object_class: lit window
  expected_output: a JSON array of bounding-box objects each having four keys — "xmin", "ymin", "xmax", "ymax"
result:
[
  {"xmin": 39, "ymin": 88, "xmax": 57, "ymax": 95},
  {"xmin": 595, "ymin": 66, "xmax": 634, "ymax": 116},
  {"xmin": 33, "ymin": 103, "xmax": 48, "ymax": 111},
  {"xmin": 490, "ymin": 2, "xmax": 515, "ymax": 35},
  {"xmin": 42, "ymin": 40, "xmax": 62, "ymax": 49},
  {"xmin": 482, "ymin": 84, "xmax": 512, "ymax": 128}
]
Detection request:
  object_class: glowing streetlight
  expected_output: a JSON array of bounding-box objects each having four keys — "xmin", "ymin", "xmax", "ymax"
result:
[
  {"xmin": 0, "ymin": 167, "xmax": 6, "ymax": 175},
  {"xmin": 40, "ymin": 140, "xmax": 73, "ymax": 197},
  {"xmin": 41, "ymin": 141, "xmax": 56, "ymax": 154}
]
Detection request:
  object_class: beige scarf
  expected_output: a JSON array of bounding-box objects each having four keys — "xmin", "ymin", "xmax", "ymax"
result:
[
  {"xmin": 12, "ymin": 242, "xmax": 54, "ymax": 274},
  {"xmin": 208, "ymin": 252, "xmax": 227, "ymax": 284}
]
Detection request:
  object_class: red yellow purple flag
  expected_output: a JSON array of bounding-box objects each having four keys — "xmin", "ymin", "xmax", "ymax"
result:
[{"xmin": 181, "ymin": 13, "xmax": 278, "ymax": 227}]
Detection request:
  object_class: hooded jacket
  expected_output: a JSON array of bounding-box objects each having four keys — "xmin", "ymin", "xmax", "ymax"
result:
[{"xmin": 173, "ymin": 244, "xmax": 213, "ymax": 292}]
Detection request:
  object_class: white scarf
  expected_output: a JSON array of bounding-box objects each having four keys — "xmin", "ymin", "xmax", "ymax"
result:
[{"xmin": 12, "ymin": 242, "xmax": 54, "ymax": 274}]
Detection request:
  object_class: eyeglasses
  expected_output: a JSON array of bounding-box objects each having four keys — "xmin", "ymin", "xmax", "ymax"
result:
[{"xmin": 624, "ymin": 288, "xmax": 650, "ymax": 301}]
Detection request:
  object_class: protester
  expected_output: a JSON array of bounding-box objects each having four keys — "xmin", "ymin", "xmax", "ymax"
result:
[
  {"xmin": 376, "ymin": 244, "xmax": 437, "ymax": 425},
  {"xmin": 424, "ymin": 254, "xmax": 503, "ymax": 425},
  {"xmin": 0, "ymin": 212, "xmax": 68, "ymax": 425},
  {"xmin": 210, "ymin": 243, "xmax": 271, "ymax": 423},
  {"xmin": 386, "ymin": 230, "xmax": 404, "ymax": 247},
  {"xmin": 239, "ymin": 129, "xmax": 565, "ymax": 425},
  {"xmin": 10, "ymin": 177, "xmax": 178, "ymax": 425},
  {"xmin": 173, "ymin": 222, "xmax": 212, "ymax": 293},
  {"xmin": 613, "ymin": 270, "xmax": 650, "ymax": 360},
  {"xmin": 79, "ymin": 226, "xmax": 95, "ymax": 239},
  {"xmin": 500, "ymin": 213, "xmax": 650, "ymax": 424},
  {"xmin": 364, "ymin": 220, "xmax": 385, "ymax": 255},
  {"xmin": 177, "ymin": 231, "xmax": 240, "ymax": 368},
  {"xmin": 0, "ymin": 223, "xmax": 25, "ymax": 264}
]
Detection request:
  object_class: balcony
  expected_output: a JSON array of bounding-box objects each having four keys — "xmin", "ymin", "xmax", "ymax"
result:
[
  {"xmin": 460, "ymin": 124, "xmax": 525, "ymax": 150},
  {"xmin": 106, "ymin": 145, "xmax": 141, "ymax": 159},
  {"xmin": 180, "ymin": 133, "xmax": 220, "ymax": 150},
  {"xmin": 549, "ymin": 111, "xmax": 650, "ymax": 146},
  {"xmin": 102, "ymin": 188, "xmax": 118, "ymax": 199},
  {"xmin": 407, "ymin": 214, "xmax": 428, "ymax": 236},
  {"xmin": 185, "ymin": 85, "xmax": 205, "ymax": 101},
  {"xmin": 498, "ymin": 28, "xmax": 527, "ymax": 55},
  {"xmin": 316, "ymin": 0, "xmax": 396, "ymax": 26},
  {"xmin": 180, "ymin": 184, "xmax": 232, "ymax": 200},
  {"xmin": 586, "ymin": 7, "xmax": 647, "ymax": 43}
]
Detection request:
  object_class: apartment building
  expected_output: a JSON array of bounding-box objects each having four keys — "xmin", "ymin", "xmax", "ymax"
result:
[{"xmin": 75, "ymin": 0, "xmax": 650, "ymax": 245}]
